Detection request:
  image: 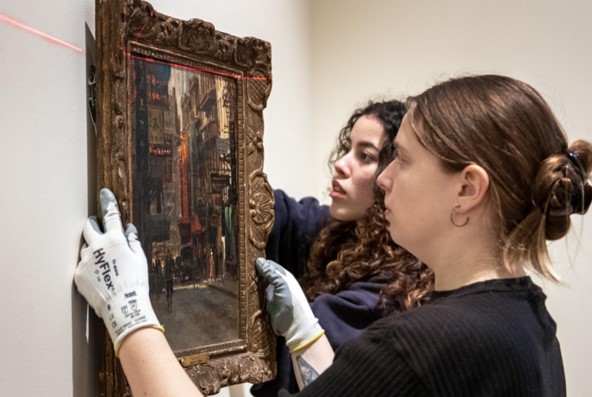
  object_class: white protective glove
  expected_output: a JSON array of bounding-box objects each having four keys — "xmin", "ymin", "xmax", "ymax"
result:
[
  {"xmin": 256, "ymin": 258, "xmax": 324, "ymax": 353},
  {"xmin": 75, "ymin": 188, "xmax": 162, "ymax": 355}
]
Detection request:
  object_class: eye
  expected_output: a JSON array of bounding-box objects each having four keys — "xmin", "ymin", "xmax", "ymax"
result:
[
  {"xmin": 358, "ymin": 151, "xmax": 377, "ymax": 164},
  {"xmin": 392, "ymin": 150, "xmax": 405, "ymax": 166}
]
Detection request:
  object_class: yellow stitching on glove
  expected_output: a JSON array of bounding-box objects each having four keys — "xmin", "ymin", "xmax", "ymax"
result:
[{"xmin": 289, "ymin": 329, "xmax": 325, "ymax": 353}]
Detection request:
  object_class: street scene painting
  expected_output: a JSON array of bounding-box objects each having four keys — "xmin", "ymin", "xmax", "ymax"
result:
[
  {"xmin": 131, "ymin": 55, "xmax": 239, "ymax": 352},
  {"xmin": 96, "ymin": 1, "xmax": 275, "ymax": 392}
]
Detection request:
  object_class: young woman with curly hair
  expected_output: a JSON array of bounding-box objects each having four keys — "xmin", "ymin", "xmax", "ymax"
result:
[{"xmin": 252, "ymin": 100, "xmax": 434, "ymax": 396}]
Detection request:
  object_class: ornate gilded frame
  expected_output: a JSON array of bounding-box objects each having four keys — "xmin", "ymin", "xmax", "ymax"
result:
[{"xmin": 95, "ymin": 0, "xmax": 275, "ymax": 394}]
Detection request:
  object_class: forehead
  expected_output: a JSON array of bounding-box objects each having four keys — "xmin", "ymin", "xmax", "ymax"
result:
[
  {"xmin": 393, "ymin": 114, "xmax": 415, "ymax": 150},
  {"xmin": 350, "ymin": 115, "xmax": 385, "ymax": 145}
]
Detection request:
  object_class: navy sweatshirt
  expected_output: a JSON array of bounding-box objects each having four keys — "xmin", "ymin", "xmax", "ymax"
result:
[{"xmin": 252, "ymin": 190, "xmax": 390, "ymax": 396}]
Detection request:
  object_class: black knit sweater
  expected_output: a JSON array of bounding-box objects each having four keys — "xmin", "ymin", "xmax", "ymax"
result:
[{"xmin": 280, "ymin": 277, "xmax": 566, "ymax": 397}]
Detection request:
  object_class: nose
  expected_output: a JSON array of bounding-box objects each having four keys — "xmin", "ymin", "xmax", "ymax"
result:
[
  {"xmin": 376, "ymin": 160, "xmax": 394, "ymax": 193},
  {"xmin": 334, "ymin": 153, "xmax": 351, "ymax": 177}
]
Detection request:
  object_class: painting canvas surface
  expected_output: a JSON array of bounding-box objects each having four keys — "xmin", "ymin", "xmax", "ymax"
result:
[{"xmin": 131, "ymin": 56, "xmax": 240, "ymax": 351}]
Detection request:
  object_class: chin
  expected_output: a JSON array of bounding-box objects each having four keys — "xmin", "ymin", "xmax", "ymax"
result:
[
  {"xmin": 329, "ymin": 204, "xmax": 339, "ymax": 218},
  {"xmin": 329, "ymin": 206, "xmax": 348, "ymax": 221},
  {"xmin": 388, "ymin": 228, "xmax": 400, "ymax": 245},
  {"xmin": 330, "ymin": 209, "xmax": 361, "ymax": 222}
]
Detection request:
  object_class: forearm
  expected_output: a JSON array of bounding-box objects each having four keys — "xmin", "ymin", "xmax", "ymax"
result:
[
  {"xmin": 119, "ymin": 327, "xmax": 203, "ymax": 397},
  {"xmin": 291, "ymin": 334, "xmax": 334, "ymax": 390}
]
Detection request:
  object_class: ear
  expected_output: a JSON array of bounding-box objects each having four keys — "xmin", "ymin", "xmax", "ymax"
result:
[{"xmin": 454, "ymin": 164, "xmax": 490, "ymax": 213}]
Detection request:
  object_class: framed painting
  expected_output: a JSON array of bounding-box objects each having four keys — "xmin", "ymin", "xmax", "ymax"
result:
[{"xmin": 94, "ymin": 0, "xmax": 275, "ymax": 394}]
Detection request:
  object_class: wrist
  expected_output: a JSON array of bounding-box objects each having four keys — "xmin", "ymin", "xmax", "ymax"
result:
[
  {"xmin": 285, "ymin": 318, "xmax": 324, "ymax": 353},
  {"xmin": 116, "ymin": 324, "xmax": 166, "ymax": 357},
  {"xmin": 102, "ymin": 291, "xmax": 162, "ymax": 356},
  {"xmin": 289, "ymin": 328, "xmax": 325, "ymax": 353}
]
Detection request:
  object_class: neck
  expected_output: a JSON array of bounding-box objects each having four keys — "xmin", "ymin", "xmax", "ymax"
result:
[
  {"xmin": 417, "ymin": 204, "xmax": 530, "ymax": 291},
  {"xmin": 432, "ymin": 261, "xmax": 526, "ymax": 291},
  {"xmin": 424, "ymin": 222, "xmax": 526, "ymax": 291}
]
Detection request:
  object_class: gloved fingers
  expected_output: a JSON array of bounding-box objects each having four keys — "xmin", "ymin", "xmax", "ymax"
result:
[
  {"xmin": 265, "ymin": 284, "xmax": 275, "ymax": 305},
  {"xmin": 266, "ymin": 259, "xmax": 288, "ymax": 276},
  {"xmin": 265, "ymin": 285, "xmax": 292, "ymax": 336},
  {"xmin": 257, "ymin": 258, "xmax": 293, "ymax": 297},
  {"xmin": 256, "ymin": 258, "xmax": 285, "ymax": 284},
  {"xmin": 100, "ymin": 188, "xmax": 124, "ymax": 233},
  {"xmin": 256, "ymin": 258, "xmax": 276, "ymax": 282},
  {"xmin": 124, "ymin": 223, "xmax": 142, "ymax": 252},
  {"xmin": 83, "ymin": 216, "xmax": 103, "ymax": 243},
  {"xmin": 74, "ymin": 258, "xmax": 88, "ymax": 290},
  {"xmin": 259, "ymin": 258, "xmax": 300, "ymax": 287},
  {"xmin": 73, "ymin": 256, "xmax": 101, "ymax": 318},
  {"xmin": 79, "ymin": 242, "xmax": 94, "ymax": 264}
]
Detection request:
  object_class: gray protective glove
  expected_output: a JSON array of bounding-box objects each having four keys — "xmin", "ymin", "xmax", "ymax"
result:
[
  {"xmin": 74, "ymin": 188, "xmax": 162, "ymax": 355},
  {"xmin": 256, "ymin": 258, "xmax": 324, "ymax": 352}
]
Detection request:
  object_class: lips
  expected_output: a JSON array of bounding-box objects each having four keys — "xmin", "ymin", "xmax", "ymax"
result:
[
  {"xmin": 330, "ymin": 179, "xmax": 346, "ymax": 199},
  {"xmin": 383, "ymin": 199, "xmax": 392, "ymax": 219},
  {"xmin": 332, "ymin": 180, "xmax": 345, "ymax": 193}
]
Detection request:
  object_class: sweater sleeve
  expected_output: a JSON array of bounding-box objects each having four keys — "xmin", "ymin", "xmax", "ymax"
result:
[
  {"xmin": 311, "ymin": 278, "xmax": 386, "ymax": 350},
  {"xmin": 265, "ymin": 189, "xmax": 330, "ymax": 278},
  {"xmin": 278, "ymin": 320, "xmax": 428, "ymax": 397}
]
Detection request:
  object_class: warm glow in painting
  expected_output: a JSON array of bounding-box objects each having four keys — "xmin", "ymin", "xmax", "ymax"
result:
[{"xmin": 131, "ymin": 56, "xmax": 239, "ymax": 351}]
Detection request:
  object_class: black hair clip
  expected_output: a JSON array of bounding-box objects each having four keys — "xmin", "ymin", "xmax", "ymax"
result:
[{"xmin": 567, "ymin": 150, "xmax": 580, "ymax": 166}]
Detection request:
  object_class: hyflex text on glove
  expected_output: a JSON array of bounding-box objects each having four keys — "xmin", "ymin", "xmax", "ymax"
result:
[{"xmin": 75, "ymin": 188, "xmax": 163, "ymax": 355}]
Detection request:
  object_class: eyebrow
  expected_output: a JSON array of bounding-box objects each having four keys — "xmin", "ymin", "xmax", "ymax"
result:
[
  {"xmin": 354, "ymin": 141, "xmax": 381, "ymax": 151},
  {"xmin": 392, "ymin": 139, "xmax": 408, "ymax": 155}
]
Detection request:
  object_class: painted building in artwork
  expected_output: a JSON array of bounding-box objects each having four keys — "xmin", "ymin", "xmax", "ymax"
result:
[
  {"xmin": 132, "ymin": 57, "xmax": 238, "ymax": 288},
  {"xmin": 178, "ymin": 72, "xmax": 238, "ymax": 282}
]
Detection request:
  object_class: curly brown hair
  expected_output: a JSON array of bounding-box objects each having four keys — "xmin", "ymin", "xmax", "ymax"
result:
[{"xmin": 299, "ymin": 100, "xmax": 434, "ymax": 313}]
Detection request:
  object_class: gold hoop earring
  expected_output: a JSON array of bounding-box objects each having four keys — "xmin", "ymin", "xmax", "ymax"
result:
[{"xmin": 450, "ymin": 205, "xmax": 469, "ymax": 227}]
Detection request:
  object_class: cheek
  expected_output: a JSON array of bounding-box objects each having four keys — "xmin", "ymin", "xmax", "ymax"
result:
[
  {"xmin": 390, "ymin": 175, "xmax": 415, "ymax": 210},
  {"xmin": 357, "ymin": 174, "xmax": 378, "ymax": 202},
  {"xmin": 358, "ymin": 168, "xmax": 378, "ymax": 188}
]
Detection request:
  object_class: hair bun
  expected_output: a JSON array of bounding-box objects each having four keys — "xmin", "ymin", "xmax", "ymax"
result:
[
  {"xmin": 573, "ymin": 183, "xmax": 592, "ymax": 214},
  {"xmin": 546, "ymin": 155, "xmax": 591, "ymax": 216},
  {"xmin": 565, "ymin": 151, "xmax": 592, "ymax": 214},
  {"xmin": 533, "ymin": 150, "xmax": 592, "ymax": 240}
]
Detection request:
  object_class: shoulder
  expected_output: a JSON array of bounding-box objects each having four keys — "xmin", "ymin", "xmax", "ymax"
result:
[
  {"xmin": 309, "ymin": 278, "xmax": 563, "ymax": 396},
  {"xmin": 271, "ymin": 189, "xmax": 330, "ymax": 237},
  {"xmin": 373, "ymin": 280, "xmax": 534, "ymax": 348},
  {"xmin": 361, "ymin": 278, "xmax": 560, "ymax": 391},
  {"xmin": 265, "ymin": 190, "xmax": 330, "ymax": 274},
  {"xmin": 311, "ymin": 276, "xmax": 391, "ymax": 323},
  {"xmin": 273, "ymin": 190, "xmax": 329, "ymax": 219},
  {"xmin": 311, "ymin": 277, "xmax": 390, "ymax": 348}
]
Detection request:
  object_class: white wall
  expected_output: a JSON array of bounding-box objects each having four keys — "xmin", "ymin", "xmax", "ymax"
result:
[
  {"xmin": 0, "ymin": 1, "xmax": 92, "ymax": 396},
  {"xmin": 0, "ymin": 1, "xmax": 312, "ymax": 396},
  {"xmin": 309, "ymin": 0, "xmax": 592, "ymax": 395}
]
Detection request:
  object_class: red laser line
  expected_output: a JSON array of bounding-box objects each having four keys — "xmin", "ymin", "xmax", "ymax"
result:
[
  {"xmin": 125, "ymin": 50, "xmax": 271, "ymax": 81},
  {"xmin": 0, "ymin": 13, "xmax": 270, "ymax": 81},
  {"xmin": 0, "ymin": 13, "xmax": 83, "ymax": 54}
]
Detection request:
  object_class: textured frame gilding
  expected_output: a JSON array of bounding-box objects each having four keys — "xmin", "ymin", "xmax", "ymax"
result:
[{"xmin": 95, "ymin": 0, "xmax": 275, "ymax": 394}]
